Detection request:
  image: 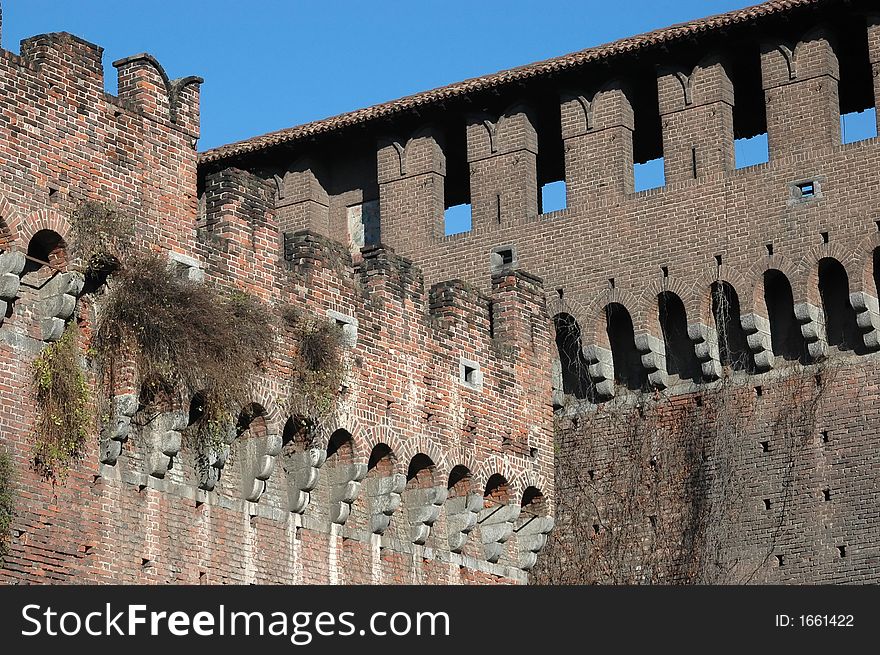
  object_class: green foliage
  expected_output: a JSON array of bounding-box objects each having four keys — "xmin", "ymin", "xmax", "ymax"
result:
[
  {"xmin": 70, "ymin": 201, "xmax": 134, "ymax": 276},
  {"xmin": 282, "ymin": 305, "xmax": 345, "ymax": 427},
  {"xmin": 94, "ymin": 253, "xmax": 274, "ymax": 457},
  {"xmin": 32, "ymin": 322, "xmax": 91, "ymax": 480},
  {"xmin": 0, "ymin": 450, "xmax": 13, "ymax": 565}
]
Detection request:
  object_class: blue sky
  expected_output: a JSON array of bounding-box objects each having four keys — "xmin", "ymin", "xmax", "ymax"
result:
[{"xmin": 4, "ymin": 0, "xmax": 768, "ymax": 151}]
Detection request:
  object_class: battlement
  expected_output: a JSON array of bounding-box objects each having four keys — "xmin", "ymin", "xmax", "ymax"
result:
[
  {"xmin": 195, "ymin": 0, "xmax": 880, "ymax": 404},
  {"xmin": 191, "ymin": 0, "xmax": 880, "ymax": 584},
  {"xmin": 2, "ymin": 0, "xmax": 878, "ymax": 586}
]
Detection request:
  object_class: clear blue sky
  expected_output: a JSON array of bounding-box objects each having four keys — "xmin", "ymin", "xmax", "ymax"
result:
[{"xmin": 3, "ymin": 0, "xmax": 767, "ymax": 152}]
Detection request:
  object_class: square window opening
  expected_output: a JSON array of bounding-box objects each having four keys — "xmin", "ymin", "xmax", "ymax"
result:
[
  {"xmin": 444, "ymin": 203, "xmax": 472, "ymax": 236},
  {"xmin": 459, "ymin": 357, "xmax": 482, "ymax": 389},
  {"xmin": 735, "ymin": 133, "xmax": 769, "ymax": 169},
  {"xmin": 634, "ymin": 157, "xmax": 665, "ymax": 192},
  {"xmin": 539, "ymin": 180, "xmax": 567, "ymax": 214},
  {"xmin": 841, "ymin": 107, "xmax": 877, "ymax": 145}
]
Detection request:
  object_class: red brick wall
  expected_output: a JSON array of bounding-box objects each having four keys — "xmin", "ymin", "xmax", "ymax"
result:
[
  {"xmin": 0, "ymin": 24, "xmax": 554, "ymax": 584},
  {"xmin": 197, "ymin": 4, "xmax": 880, "ymax": 583}
]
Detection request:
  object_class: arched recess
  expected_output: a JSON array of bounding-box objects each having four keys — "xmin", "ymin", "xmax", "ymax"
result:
[
  {"xmin": 402, "ymin": 454, "xmax": 447, "ymax": 545},
  {"xmin": 553, "ymin": 313, "xmax": 593, "ymax": 399},
  {"xmin": 763, "ymin": 269, "xmax": 805, "ymax": 362},
  {"xmin": 446, "ymin": 465, "xmax": 482, "ymax": 555},
  {"xmin": 605, "ymin": 302, "xmax": 647, "ymax": 390},
  {"xmin": 23, "ymin": 229, "xmax": 67, "ymax": 275},
  {"xmin": 361, "ymin": 443, "xmax": 405, "ymax": 535},
  {"xmin": 281, "ymin": 415, "xmax": 326, "ymax": 514},
  {"xmin": 312, "ymin": 428, "xmax": 365, "ymax": 526},
  {"xmin": 137, "ymin": 375, "xmax": 185, "ymax": 480},
  {"xmin": 710, "ymin": 281, "xmax": 752, "ymax": 371},
  {"xmin": 818, "ymin": 257, "xmax": 862, "ymax": 353},
  {"xmin": 237, "ymin": 402, "xmax": 284, "ymax": 503},
  {"xmin": 514, "ymin": 487, "xmax": 554, "ymax": 571},
  {"xmin": 186, "ymin": 390, "xmax": 235, "ymax": 491},
  {"xmin": 657, "ymin": 291, "xmax": 700, "ymax": 382},
  {"xmin": 477, "ymin": 474, "xmax": 520, "ymax": 564},
  {"xmin": 873, "ymin": 247, "xmax": 880, "ymax": 300}
]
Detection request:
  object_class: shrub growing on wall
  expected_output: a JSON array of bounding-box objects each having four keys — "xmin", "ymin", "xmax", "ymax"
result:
[
  {"xmin": 0, "ymin": 450, "xmax": 13, "ymax": 565},
  {"xmin": 282, "ymin": 305, "xmax": 345, "ymax": 435},
  {"xmin": 94, "ymin": 253, "xmax": 274, "ymax": 456},
  {"xmin": 32, "ymin": 322, "xmax": 91, "ymax": 480},
  {"xmin": 70, "ymin": 201, "xmax": 134, "ymax": 279}
]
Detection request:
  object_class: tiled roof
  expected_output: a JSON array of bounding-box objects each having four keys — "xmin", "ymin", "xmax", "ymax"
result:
[{"xmin": 199, "ymin": 0, "xmax": 828, "ymax": 165}]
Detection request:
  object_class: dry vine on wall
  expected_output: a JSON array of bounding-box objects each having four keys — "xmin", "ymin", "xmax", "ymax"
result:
[{"xmin": 535, "ymin": 297, "xmax": 835, "ymax": 585}]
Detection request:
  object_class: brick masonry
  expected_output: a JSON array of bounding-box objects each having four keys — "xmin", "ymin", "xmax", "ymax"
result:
[
  {"xmin": 2, "ymin": 0, "xmax": 879, "ymax": 585},
  {"xmin": 0, "ymin": 9, "xmax": 553, "ymax": 584},
  {"xmin": 198, "ymin": 0, "xmax": 879, "ymax": 583}
]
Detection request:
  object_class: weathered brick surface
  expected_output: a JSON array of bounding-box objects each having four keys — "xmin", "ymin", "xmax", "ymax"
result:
[
  {"xmin": 3, "ymin": 0, "xmax": 880, "ymax": 585},
  {"xmin": 0, "ymin": 13, "xmax": 553, "ymax": 584},
  {"xmin": 198, "ymin": 0, "xmax": 880, "ymax": 583}
]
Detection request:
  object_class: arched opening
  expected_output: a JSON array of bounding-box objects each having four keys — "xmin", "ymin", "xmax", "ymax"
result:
[
  {"xmin": 764, "ymin": 270, "xmax": 804, "ymax": 362},
  {"xmin": 281, "ymin": 415, "xmax": 314, "ymax": 453},
  {"xmin": 873, "ymin": 247, "xmax": 880, "ymax": 299},
  {"xmin": 521, "ymin": 486, "xmax": 548, "ymax": 518},
  {"xmin": 447, "ymin": 465, "xmax": 472, "ymax": 494},
  {"xmin": 327, "ymin": 429, "xmax": 354, "ymax": 462},
  {"xmin": 605, "ymin": 303, "xmax": 646, "ymax": 390},
  {"xmin": 235, "ymin": 402, "xmax": 267, "ymax": 440},
  {"xmin": 137, "ymin": 375, "xmax": 174, "ymax": 414},
  {"xmin": 407, "ymin": 453, "xmax": 435, "ymax": 483},
  {"xmin": 23, "ymin": 229, "xmax": 66, "ymax": 275},
  {"xmin": 311, "ymin": 428, "xmax": 357, "ymax": 524},
  {"xmin": 404, "ymin": 454, "xmax": 442, "ymax": 545},
  {"xmin": 711, "ymin": 281, "xmax": 751, "ymax": 370},
  {"xmin": 818, "ymin": 257, "xmax": 862, "ymax": 352},
  {"xmin": 553, "ymin": 313, "xmax": 592, "ymax": 399},
  {"xmin": 187, "ymin": 390, "xmax": 208, "ymax": 427},
  {"xmin": 483, "ymin": 474, "xmax": 511, "ymax": 507},
  {"xmin": 658, "ymin": 292, "xmax": 700, "ymax": 382},
  {"xmin": 368, "ymin": 443, "xmax": 394, "ymax": 474}
]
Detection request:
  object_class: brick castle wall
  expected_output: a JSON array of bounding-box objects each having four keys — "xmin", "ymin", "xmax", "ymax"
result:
[{"xmin": 0, "ymin": 11, "xmax": 554, "ymax": 584}]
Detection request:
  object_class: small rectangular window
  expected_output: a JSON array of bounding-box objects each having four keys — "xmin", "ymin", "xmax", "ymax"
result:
[
  {"xmin": 489, "ymin": 245, "xmax": 517, "ymax": 273},
  {"xmin": 634, "ymin": 157, "xmax": 665, "ymax": 192},
  {"xmin": 798, "ymin": 181, "xmax": 815, "ymax": 197},
  {"xmin": 459, "ymin": 357, "xmax": 482, "ymax": 390},
  {"xmin": 539, "ymin": 180, "xmax": 567, "ymax": 214},
  {"xmin": 444, "ymin": 203, "xmax": 472, "ymax": 235}
]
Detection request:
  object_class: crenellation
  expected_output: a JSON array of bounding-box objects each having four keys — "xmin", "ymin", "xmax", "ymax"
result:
[
  {"xmin": 466, "ymin": 104, "xmax": 539, "ymax": 229},
  {"xmin": 657, "ymin": 55, "xmax": 735, "ymax": 182},
  {"xmin": 761, "ymin": 28, "xmax": 842, "ymax": 158},
  {"xmin": 19, "ymin": 32, "xmax": 104, "ymax": 94},
  {"xmin": 377, "ymin": 127, "xmax": 446, "ymax": 254},
  {"xmin": 561, "ymin": 82, "xmax": 635, "ymax": 201}
]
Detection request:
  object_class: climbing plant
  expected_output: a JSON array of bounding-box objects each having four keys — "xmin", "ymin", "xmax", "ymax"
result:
[
  {"xmin": 94, "ymin": 253, "xmax": 274, "ymax": 458},
  {"xmin": 70, "ymin": 200, "xmax": 134, "ymax": 279},
  {"xmin": 0, "ymin": 450, "xmax": 13, "ymax": 565},
  {"xmin": 533, "ymin": 359, "xmax": 835, "ymax": 585},
  {"xmin": 31, "ymin": 321, "xmax": 91, "ymax": 481},
  {"xmin": 281, "ymin": 305, "xmax": 346, "ymax": 437}
]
